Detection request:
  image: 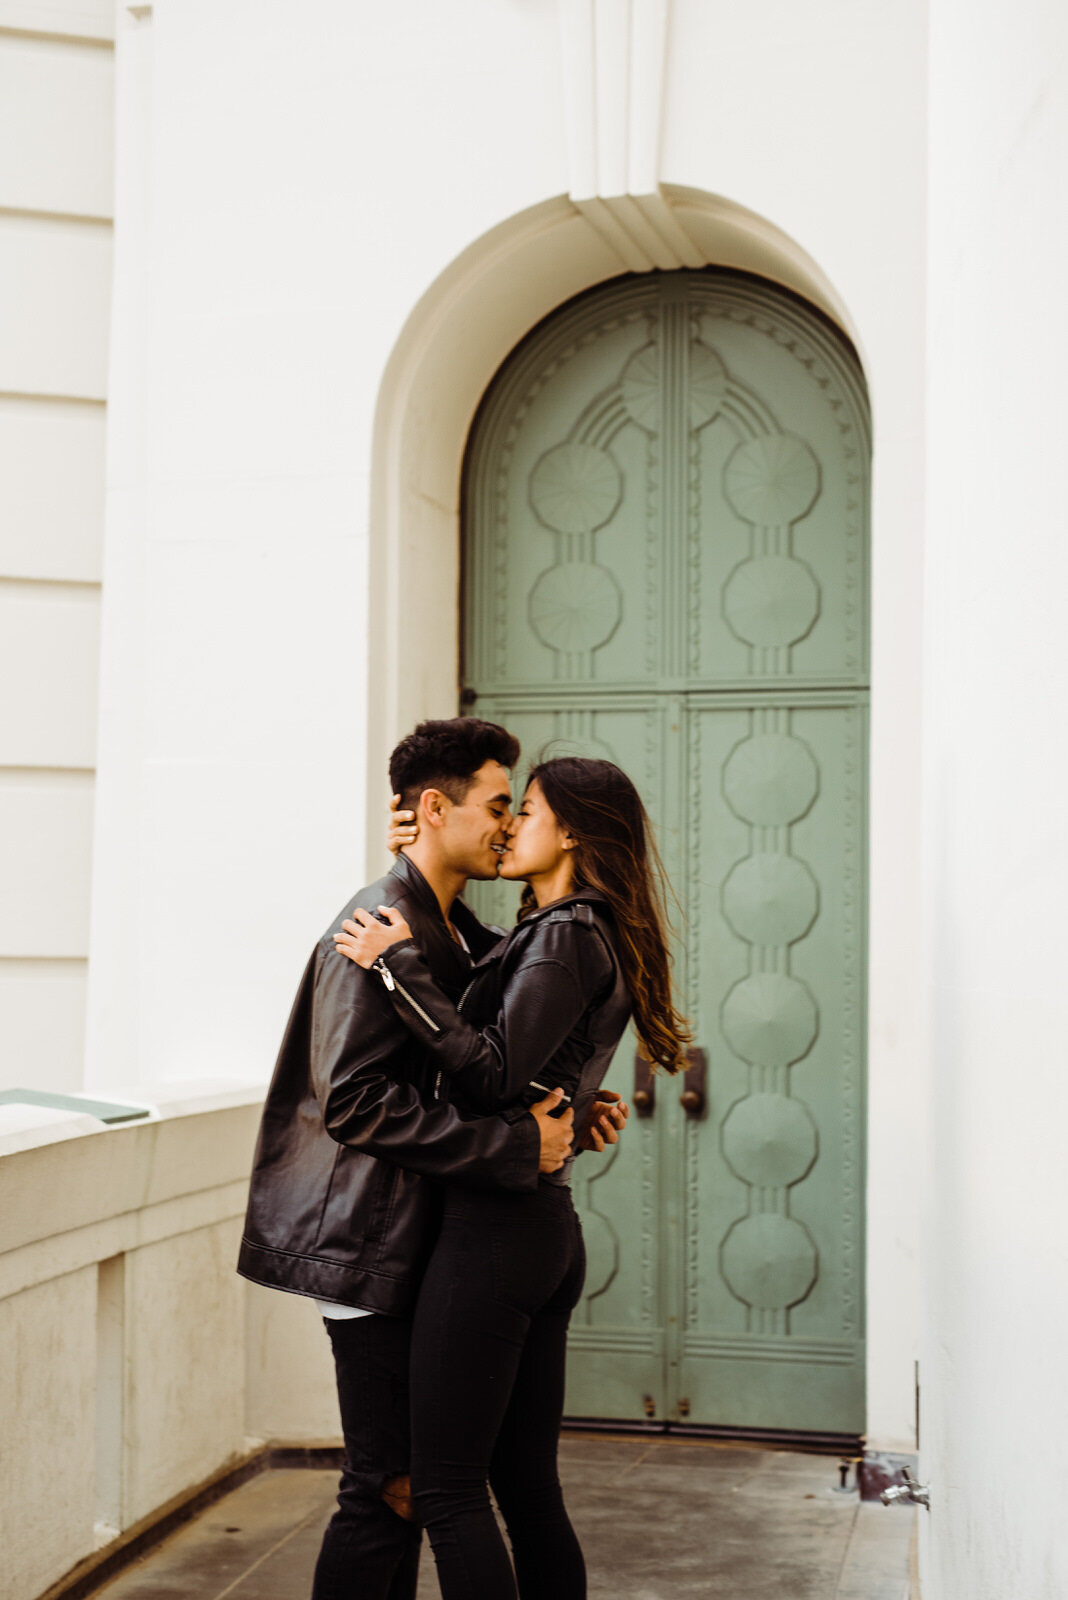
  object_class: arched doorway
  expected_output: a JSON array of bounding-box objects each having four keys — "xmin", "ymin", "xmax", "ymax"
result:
[{"xmin": 462, "ymin": 269, "xmax": 870, "ymax": 1440}]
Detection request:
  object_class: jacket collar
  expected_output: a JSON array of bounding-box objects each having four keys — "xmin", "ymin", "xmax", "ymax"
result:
[
  {"xmin": 388, "ymin": 851, "xmax": 488, "ymax": 948},
  {"xmin": 386, "ymin": 852, "xmax": 478, "ymax": 988},
  {"xmin": 387, "ymin": 851, "xmax": 446, "ymax": 920},
  {"xmin": 515, "ymin": 887, "xmax": 614, "ymax": 927},
  {"xmin": 462, "ymin": 887, "xmax": 615, "ymax": 977}
]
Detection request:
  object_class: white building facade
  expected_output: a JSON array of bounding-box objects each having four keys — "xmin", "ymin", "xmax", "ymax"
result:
[{"xmin": 0, "ymin": 3, "xmax": 1065, "ymax": 1597}]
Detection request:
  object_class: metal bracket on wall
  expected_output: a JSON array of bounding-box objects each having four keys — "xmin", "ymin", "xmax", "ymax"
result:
[
  {"xmin": 881, "ymin": 1467, "xmax": 930, "ymax": 1510},
  {"xmin": 859, "ymin": 1451, "xmax": 921, "ymax": 1503}
]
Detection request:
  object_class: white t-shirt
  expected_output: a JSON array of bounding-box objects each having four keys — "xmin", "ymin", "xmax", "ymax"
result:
[
  {"xmin": 317, "ymin": 1299, "xmax": 373, "ymax": 1320},
  {"xmin": 317, "ymin": 922, "xmax": 472, "ymax": 1322}
]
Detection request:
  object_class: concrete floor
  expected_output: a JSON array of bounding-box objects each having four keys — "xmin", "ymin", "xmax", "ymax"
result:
[{"xmin": 96, "ymin": 1437, "xmax": 914, "ymax": 1600}]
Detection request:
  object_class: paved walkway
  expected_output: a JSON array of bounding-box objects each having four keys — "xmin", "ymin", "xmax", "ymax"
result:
[{"xmin": 97, "ymin": 1436, "xmax": 913, "ymax": 1600}]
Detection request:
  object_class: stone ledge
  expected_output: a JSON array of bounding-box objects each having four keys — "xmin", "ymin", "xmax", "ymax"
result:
[{"xmin": 0, "ymin": 1084, "xmax": 267, "ymax": 1256}]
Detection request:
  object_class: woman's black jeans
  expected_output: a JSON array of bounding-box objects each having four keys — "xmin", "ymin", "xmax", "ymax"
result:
[{"xmin": 410, "ymin": 1179, "xmax": 587, "ymax": 1600}]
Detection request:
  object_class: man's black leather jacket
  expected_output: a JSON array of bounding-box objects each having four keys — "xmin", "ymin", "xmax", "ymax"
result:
[
  {"xmin": 237, "ymin": 854, "xmax": 540, "ymax": 1317},
  {"xmin": 371, "ymin": 889, "xmax": 632, "ymax": 1188}
]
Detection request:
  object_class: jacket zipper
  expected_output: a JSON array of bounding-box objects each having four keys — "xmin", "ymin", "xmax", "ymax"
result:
[{"xmin": 373, "ymin": 958, "xmax": 442, "ymax": 1034}]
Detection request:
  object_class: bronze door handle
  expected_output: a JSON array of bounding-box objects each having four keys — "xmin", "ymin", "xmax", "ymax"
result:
[
  {"xmin": 680, "ymin": 1048, "xmax": 708, "ymax": 1118},
  {"xmin": 633, "ymin": 1052, "xmax": 656, "ymax": 1116}
]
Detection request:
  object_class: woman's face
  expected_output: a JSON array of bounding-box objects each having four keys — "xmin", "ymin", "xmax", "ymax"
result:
[{"xmin": 498, "ymin": 779, "xmax": 572, "ymax": 881}]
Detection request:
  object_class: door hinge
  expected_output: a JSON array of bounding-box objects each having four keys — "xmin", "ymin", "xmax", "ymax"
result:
[
  {"xmin": 677, "ymin": 1397, "xmax": 691, "ymax": 1419},
  {"xmin": 643, "ymin": 1394, "xmax": 656, "ymax": 1418}
]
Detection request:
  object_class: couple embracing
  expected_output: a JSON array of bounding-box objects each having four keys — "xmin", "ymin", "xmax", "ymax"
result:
[{"xmin": 238, "ymin": 717, "xmax": 689, "ymax": 1599}]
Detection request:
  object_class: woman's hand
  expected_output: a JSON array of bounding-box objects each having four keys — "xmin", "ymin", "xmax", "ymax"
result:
[
  {"xmin": 334, "ymin": 905, "xmax": 413, "ymax": 969},
  {"xmin": 578, "ymin": 1089, "xmax": 630, "ymax": 1152},
  {"xmin": 387, "ymin": 792, "xmax": 418, "ymax": 855}
]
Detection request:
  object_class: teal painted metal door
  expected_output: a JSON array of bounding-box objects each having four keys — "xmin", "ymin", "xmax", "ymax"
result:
[{"xmin": 461, "ymin": 271, "xmax": 870, "ymax": 1435}]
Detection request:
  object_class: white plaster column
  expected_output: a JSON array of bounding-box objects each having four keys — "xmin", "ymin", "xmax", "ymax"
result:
[
  {"xmin": 922, "ymin": 1, "xmax": 1068, "ymax": 1594},
  {"xmin": 85, "ymin": 3, "xmax": 152, "ymax": 1090}
]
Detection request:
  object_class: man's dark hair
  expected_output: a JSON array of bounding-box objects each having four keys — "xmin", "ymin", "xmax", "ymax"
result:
[{"xmin": 389, "ymin": 718, "xmax": 520, "ymax": 813}]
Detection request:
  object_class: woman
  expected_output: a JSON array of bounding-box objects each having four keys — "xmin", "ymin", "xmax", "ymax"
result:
[{"xmin": 334, "ymin": 757, "xmax": 689, "ymax": 1600}]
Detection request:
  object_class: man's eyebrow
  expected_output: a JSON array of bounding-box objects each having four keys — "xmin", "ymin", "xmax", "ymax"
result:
[{"xmin": 487, "ymin": 791, "xmax": 512, "ymax": 807}]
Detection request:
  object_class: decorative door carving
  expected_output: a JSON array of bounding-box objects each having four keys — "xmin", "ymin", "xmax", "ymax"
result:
[{"xmin": 462, "ymin": 271, "xmax": 869, "ymax": 1435}]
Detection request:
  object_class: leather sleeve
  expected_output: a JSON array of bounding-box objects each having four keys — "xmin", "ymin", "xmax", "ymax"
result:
[
  {"xmin": 310, "ymin": 944, "xmax": 539, "ymax": 1191},
  {"xmin": 376, "ymin": 920, "xmax": 615, "ymax": 1111}
]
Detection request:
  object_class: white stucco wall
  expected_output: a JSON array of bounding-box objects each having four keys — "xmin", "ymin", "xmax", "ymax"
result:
[
  {"xmin": 0, "ymin": 1094, "xmax": 267, "ymax": 1600},
  {"xmin": 88, "ymin": 0, "xmax": 571, "ymax": 1098},
  {"xmin": 0, "ymin": 2, "xmax": 113, "ymax": 1095},
  {"xmin": 86, "ymin": 0, "xmax": 927, "ymax": 1455},
  {"xmin": 920, "ymin": 1, "xmax": 1068, "ymax": 1594},
  {"xmin": 8, "ymin": 3, "xmax": 1068, "ymax": 1592}
]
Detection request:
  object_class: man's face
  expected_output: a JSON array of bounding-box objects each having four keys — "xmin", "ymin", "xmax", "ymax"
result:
[{"xmin": 438, "ymin": 760, "xmax": 513, "ymax": 881}]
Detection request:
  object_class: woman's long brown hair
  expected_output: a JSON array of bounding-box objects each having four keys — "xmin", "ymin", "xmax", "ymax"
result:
[{"xmin": 518, "ymin": 757, "xmax": 690, "ymax": 1073}]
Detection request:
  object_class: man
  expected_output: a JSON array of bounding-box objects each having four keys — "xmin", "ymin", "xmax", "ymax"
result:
[{"xmin": 238, "ymin": 718, "xmax": 625, "ymax": 1600}]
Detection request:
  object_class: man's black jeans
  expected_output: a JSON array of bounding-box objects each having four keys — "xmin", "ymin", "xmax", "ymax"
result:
[
  {"xmin": 311, "ymin": 1313, "xmax": 421, "ymax": 1600},
  {"xmin": 410, "ymin": 1181, "xmax": 587, "ymax": 1600}
]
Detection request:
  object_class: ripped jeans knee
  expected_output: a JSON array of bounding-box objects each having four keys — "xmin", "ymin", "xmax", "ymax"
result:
[{"xmin": 382, "ymin": 1472, "xmax": 417, "ymax": 1523}]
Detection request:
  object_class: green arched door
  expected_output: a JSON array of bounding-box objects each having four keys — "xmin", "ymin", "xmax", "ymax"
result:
[{"xmin": 462, "ymin": 271, "xmax": 870, "ymax": 1438}]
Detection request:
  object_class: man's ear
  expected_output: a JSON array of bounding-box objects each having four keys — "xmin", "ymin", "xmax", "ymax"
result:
[{"xmin": 418, "ymin": 788, "xmax": 452, "ymax": 830}]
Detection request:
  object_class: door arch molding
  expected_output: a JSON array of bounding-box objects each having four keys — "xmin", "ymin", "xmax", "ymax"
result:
[{"xmin": 363, "ymin": 186, "xmax": 867, "ymax": 865}]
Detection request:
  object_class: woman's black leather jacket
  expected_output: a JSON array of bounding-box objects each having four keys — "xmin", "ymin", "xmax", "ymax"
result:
[
  {"xmin": 371, "ymin": 889, "xmax": 632, "ymax": 1187},
  {"xmin": 237, "ymin": 854, "xmax": 540, "ymax": 1317}
]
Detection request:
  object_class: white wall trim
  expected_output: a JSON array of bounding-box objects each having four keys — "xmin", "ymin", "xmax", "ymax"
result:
[
  {"xmin": 571, "ymin": 192, "xmax": 704, "ymax": 271},
  {"xmin": 558, "ymin": 0, "xmax": 672, "ymax": 201},
  {"xmin": 0, "ymin": 1, "xmax": 113, "ymax": 43},
  {"xmin": 557, "ymin": 0, "xmax": 706, "ymax": 272}
]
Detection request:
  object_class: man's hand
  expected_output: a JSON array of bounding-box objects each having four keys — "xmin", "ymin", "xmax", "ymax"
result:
[
  {"xmin": 578, "ymin": 1088, "xmax": 629, "ymax": 1153},
  {"xmin": 388, "ymin": 792, "xmax": 418, "ymax": 856},
  {"xmin": 530, "ymin": 1088, "xmax": 574, "ymax": 1173}
]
